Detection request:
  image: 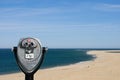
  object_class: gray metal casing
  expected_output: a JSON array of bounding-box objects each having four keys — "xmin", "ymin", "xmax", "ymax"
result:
[{"xmin": 17, "ymin": 38, "xmax": 42, "ymax": 73}]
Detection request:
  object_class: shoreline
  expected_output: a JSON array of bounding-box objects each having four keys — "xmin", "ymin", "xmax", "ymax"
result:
[
  {"xmin": 0, "ymin": 49, "xmax": 94, "ymax": 75},
  {"xmin": 1, "ymin": 50, "xmax": 120, "ymax": 80}
]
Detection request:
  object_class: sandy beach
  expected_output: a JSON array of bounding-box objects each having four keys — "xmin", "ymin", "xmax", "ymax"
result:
[{"xmin": 0, "ymin": 50, "xmax": 120, "ymax": 80}]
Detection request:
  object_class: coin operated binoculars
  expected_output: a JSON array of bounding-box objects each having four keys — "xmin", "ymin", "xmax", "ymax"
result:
[{"xmin": 13, "ymin": 38, "xmax": 47, "ymax": 80}]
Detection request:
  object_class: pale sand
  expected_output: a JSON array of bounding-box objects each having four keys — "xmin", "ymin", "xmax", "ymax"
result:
[{"xmin": 0, "ymin": 50, "xmax": 120, "ymax": 80}]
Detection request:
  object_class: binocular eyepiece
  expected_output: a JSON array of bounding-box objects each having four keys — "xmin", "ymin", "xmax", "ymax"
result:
[{"xmin": 21, "ymin": 39, "xmax": 37, "ymax": 54}]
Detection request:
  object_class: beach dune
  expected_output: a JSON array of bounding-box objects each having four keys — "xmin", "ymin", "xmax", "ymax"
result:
[{"xmin": 0, "ymin": 50, "xmax": 120, "ymax": 80}]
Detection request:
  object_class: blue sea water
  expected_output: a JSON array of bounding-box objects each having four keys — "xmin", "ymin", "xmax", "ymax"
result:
[{"xmin": 0, "ymin": 48, "xmax": 95, "ymax": 75}]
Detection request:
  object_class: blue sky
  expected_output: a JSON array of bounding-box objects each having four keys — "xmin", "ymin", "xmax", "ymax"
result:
[{"xmin": 0, "ymin": 0, "xmax": 120, "ymax": 48}]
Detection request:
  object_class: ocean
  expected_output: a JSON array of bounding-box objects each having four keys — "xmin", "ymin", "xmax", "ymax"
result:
[{"xmin": 0, "ymin": 48, "xmax": 95, "ymax": 74}]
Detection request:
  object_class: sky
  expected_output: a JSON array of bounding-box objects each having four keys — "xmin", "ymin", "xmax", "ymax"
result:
[{"xmin": 0, "ymin": 0, "xmax": 120, "ymax": 48}]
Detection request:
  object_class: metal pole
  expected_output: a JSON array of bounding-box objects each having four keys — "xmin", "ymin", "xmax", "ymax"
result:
[{"xmin": 25, "ymin": 74, "xmax": 34, "ymax": 80}]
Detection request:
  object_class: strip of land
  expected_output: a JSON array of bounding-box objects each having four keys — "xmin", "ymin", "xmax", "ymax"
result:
[{"xmin": 0, "ymin": 50, "xmax": 120, "ymax": 80}]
